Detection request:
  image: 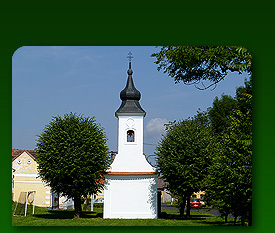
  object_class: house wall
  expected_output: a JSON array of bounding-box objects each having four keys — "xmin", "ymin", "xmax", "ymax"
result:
[
  {"xmin": 96, "ymin": 189, "xmax": 104, "ymax": 200},
  {"xmin": 12, "ymin": 151, "xmax": 52, "ymax": 208},
  {"xmin": 192, "ymin": 191, "xmax": 206, "ymax": 199},
  {"xmin": 160, "ymin": 189, "xmax": 173, "ymax": 203},
  {"xmin": 158, "ymin": 188, "xmax": 206, "ymax": 204}
]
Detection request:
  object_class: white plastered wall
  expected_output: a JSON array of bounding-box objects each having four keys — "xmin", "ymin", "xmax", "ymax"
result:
[
  {"xmin": 103, "ymin": 174, "xmax": 158, "ymax": 219},
  {"xmin": 104, "ymin": 112, "xmax": 158, "ymax": 219},
  {"xmin": 108, "ymin": 115, "xmax": 155, "ymax": 173}
]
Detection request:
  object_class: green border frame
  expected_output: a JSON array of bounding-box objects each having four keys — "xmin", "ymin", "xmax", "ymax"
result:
[{"xmin": 1, "ymin": 4, "xmax": 274, "ymax": 233}]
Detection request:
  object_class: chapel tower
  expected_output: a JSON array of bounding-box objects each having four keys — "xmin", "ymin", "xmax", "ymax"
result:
[{"xmin": 103, "ymin": 53, "xmax": 158, "ymax": 219}]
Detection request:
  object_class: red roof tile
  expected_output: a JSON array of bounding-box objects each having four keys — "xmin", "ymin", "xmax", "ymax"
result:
[{"xmin": 12, "ymin": 149, "xmax": 37, "ymax": 161}]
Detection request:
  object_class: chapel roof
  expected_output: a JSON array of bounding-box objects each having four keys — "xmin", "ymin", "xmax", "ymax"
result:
[{"xmin": 115, "ymin": 59, "xmax": 146, "ymax": 117}]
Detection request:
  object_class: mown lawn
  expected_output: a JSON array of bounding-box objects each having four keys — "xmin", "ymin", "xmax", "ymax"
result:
[{"xmin": 12, "ymin": 202, "xmax": 241, "ymax": 226}]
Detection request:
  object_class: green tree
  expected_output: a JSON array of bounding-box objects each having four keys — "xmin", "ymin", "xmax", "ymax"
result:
[
  {"xmin": 206, "ymin": 83, "xmax": 252, "ymax": 225},
  {"xmin": 208, "ymin": 94, "xmax": 237, "ymax": 135},
  {"xmin": 156, "ymin": 115, "xmax": 218, "ymax": 218},
  {"xmin": 151, "ymin": 46, "xmax": 252, "ymax": 90},
  {"xmin": 235, "ymin": 77, "xmax": 252, "ymax": 115},
  {"xmin": 36, "ymin": 112, "xmax": 110, "ymax": 218}
]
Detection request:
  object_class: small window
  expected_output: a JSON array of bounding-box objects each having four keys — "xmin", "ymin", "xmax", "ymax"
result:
[{"xmin": 127, "ymin": 130, "xmax": 135, "ymax": 142}]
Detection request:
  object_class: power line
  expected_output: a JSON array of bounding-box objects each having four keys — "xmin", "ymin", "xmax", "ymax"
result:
[{"xmin": 143, "ymin": 142, "xmax": 158, "ymax": 146}]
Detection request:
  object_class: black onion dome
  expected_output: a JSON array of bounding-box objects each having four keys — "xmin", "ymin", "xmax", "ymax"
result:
[
  {"xmin": 120, "ymin": 75, "xmax": 141, "ymax": 101},
  {"xmin": 115, "ymin": 62, "xmax": 146, "ymax": 117}
]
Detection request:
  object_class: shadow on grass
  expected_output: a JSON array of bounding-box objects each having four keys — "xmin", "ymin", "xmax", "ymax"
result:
[
  {"xmin": 202, "ymin": 220, "xmax": 241, "ymax": 226},
  {"xmin": 159, "ymin": 212, "xmax": 240, "ymax": 226},
  {"xmin": 34, "ymin": 210, "xmax": 103, "ymax": 220},
  {"xmin": 159, "ymin": 211, "xmax": 213, "ymax": 221}
]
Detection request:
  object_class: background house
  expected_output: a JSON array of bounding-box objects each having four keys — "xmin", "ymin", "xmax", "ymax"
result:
[
  {"xmin": 12, "ymin": 149, "xmax": 105, "ymax": 209},
  {"xmin": 157, "ymin": 177, "xmax": 206, "ymax": 204},
  {"xmin": 12, "ymin": 149, "xmax": 58, "ymax": 208},
  {"xmin": 157, "ymin": 177, "xmax": 173, "ymax": 203}
]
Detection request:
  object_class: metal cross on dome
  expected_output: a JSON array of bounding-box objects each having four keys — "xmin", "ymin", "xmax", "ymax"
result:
[{"xmin": 127, "ymin": 51, "xmax": 134, "ymax": 62}]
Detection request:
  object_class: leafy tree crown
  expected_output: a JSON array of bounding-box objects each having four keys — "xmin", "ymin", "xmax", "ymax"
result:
[
  {"xmin": 151, "ymin": 46, "xmax": 252, "ymax": 90},
  {"xmin": 36, "ymin": 112, "xmax": 110, "ymax": 199}
]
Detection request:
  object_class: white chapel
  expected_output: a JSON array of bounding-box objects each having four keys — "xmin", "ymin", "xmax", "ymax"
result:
[{"xmin": 103, "ymin": 55, "xmax": 158, "ymax": 219}]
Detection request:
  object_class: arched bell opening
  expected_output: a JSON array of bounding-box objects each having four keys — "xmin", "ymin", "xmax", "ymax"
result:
[{"xmin": 127, "ymin": 130, "xmax": 135, "ymax": 142}]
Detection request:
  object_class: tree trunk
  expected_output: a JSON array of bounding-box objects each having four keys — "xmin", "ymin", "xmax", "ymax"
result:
[
  {"xmin": 74, "ymin": 195, "xmax": 82, "ymax": 219},
  {"xmin": 179, "ymin": 196, "xmax": 186, "ymax": 216},
  {"xmin": 241, "ymin": 216, "xmax": 245, "ymax": 226},
  {"xmin": 234, "ymin": 216, "xmax": 237, "ymax": 225},
  {"xmin": 224, "ymin": 214, "xmax": 228, "ymax": 223},
  {"xmin": 186, "ymin": 194, "xmax": 191, "ymax": 219}
]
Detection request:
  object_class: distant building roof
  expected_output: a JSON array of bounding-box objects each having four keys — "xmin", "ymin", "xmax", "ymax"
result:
[
  {"xmin": 157, "ymin": 177, "xmax": 169, "ymax": 190},
  {"xmin": 12, "ymin": 149, "xmax": 37, "ymax": 161}
]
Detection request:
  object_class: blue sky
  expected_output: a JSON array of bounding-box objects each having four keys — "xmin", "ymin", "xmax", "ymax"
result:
[{"xmin": 12, "ymin": 46, "xmax": 249, "ymax": 157}]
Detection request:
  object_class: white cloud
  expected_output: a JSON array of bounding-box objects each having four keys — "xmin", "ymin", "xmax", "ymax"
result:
[{"xmin": 145, "ymin": 118, "xmax": 168, "ymax": 138}]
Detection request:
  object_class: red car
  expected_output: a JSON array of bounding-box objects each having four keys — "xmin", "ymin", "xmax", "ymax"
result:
[{"xmin": 190, "ymin": 199, "xmax": 201, "ymax": 207}]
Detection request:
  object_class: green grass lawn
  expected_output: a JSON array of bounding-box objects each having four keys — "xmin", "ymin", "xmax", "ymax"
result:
[{"xmin": 12, "ymin": 202, "xmax": 241, "ymax": 226}]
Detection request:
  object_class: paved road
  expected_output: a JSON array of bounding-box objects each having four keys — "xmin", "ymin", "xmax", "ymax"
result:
[
  {"xmin": 161, "ymin": 203, "xmax": 239, "ymax": 219},
  {"xmin": 161, "ymin": 203, "xmax": 223, "ymax": 217}
]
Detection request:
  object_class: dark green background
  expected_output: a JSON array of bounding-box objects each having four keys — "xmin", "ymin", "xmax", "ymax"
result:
[{"xmin": 1, "ymin": 3, "xmax": 274, "ymax": 232}]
